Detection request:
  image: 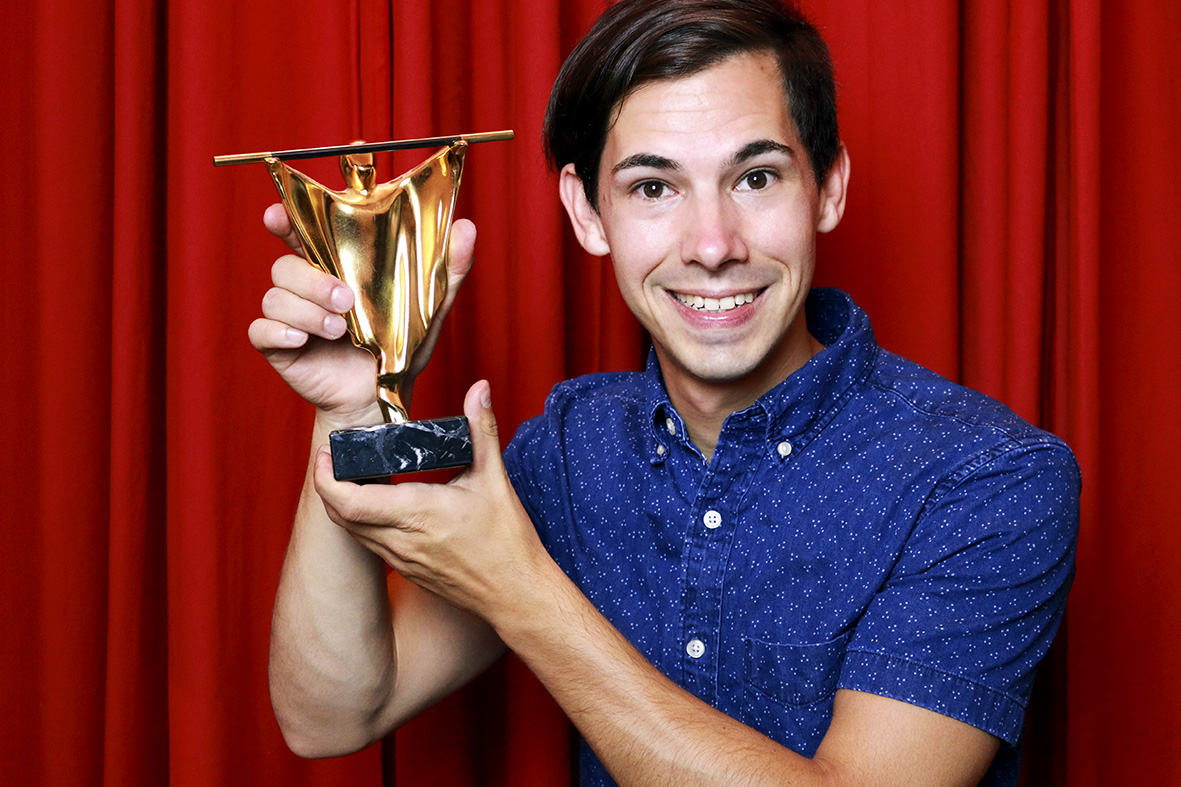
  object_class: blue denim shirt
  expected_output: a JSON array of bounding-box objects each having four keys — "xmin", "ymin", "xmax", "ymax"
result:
[{"xmin": 504, "ymin": 288, "xmax": 1078, "ymax": 786}]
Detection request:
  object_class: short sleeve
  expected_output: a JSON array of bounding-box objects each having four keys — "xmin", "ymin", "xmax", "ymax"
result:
[{"xmin": 838, "ymin": 440, "xmax": 1080, "ymax": 743}]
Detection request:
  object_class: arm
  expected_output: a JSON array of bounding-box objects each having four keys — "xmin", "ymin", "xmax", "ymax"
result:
[
  {"xmin": 312, "ymin": 385, "xmax": 1000, "ymax": 783},
  {"xmin": 251, "ymin": 206, "xmax": 505, "ymax": 757}
]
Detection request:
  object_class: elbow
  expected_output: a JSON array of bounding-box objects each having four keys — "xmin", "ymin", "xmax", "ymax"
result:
[
  {"xmin": 268, "ymin": 658, "xmax": 398, "ymax": 758},
  {"xmin": 280, "ymin": 727, "xmax": 368, "ymax": 760},
  {"xmin": 273, "ymin": 707, "xmax": 382, "ymax": 759},
  {"xmin": 270, "ymin": 681, "xmax": 394, "ymax": 759}
]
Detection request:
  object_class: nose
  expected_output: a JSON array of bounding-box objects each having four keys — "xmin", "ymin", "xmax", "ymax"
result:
[{"xmin": 681, "ymin": 192, "xmax": 747, "ymax": 269}]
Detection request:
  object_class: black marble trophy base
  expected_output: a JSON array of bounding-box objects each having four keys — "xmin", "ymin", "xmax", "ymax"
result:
[{"xmin": 329, "ymin": 415, "xmax": 473, "ymax": 480}]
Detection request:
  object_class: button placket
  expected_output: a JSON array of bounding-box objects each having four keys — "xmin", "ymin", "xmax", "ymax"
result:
[{"xmin": 678, "ymin": 411, "xmax": 764, "ymax": 702}]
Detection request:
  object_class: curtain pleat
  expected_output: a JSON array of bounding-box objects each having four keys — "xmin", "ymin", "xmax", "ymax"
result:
[
  {"xmin": 1, "ymin": 0, "xmax": 1177, "ymax": 783},
  {"xmin": 105, "ymin": 0, "xmax": 169, "ymax": 783}
]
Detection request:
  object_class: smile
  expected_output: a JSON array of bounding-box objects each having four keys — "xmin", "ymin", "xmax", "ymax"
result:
[{"xmin": 672, "ymin": 290, "xmax": 761, "ymax": 313}]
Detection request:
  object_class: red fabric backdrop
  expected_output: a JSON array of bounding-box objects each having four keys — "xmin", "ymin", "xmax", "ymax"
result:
[{"xmin": 1, "ymin": 0, "xmax": 1177, "ymax": 784}]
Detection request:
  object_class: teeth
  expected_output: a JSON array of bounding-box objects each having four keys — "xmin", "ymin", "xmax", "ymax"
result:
[{"xmin": 674, "ymin": 291, "xmax": 758, "ymax": 312}]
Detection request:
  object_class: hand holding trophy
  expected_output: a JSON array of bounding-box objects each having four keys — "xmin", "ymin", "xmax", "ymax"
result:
[{"xmin": 218, "ymin": 131, "xmax": 513, "ymax": 480}]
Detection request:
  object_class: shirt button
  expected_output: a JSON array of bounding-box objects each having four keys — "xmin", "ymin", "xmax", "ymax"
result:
[
  {"xmin": 703, "ymin": 509, "xmax": 722, "ymax": 529},
  {"xmin": 686, "ymin": 638, "xmax": 706, "ymax": 659},
  {"xmin": 656, "ymin": 444, "xmax": 666, "ymax": 456},
  {"xmin": 777, "ymin": 440, "xmax": 793, "ymax": 458},
  {"xmin": 665, "ymin": 417, "xmax": 676, "ymax": 435}
]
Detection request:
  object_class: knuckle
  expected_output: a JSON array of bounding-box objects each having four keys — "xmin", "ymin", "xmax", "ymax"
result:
[
  {"xmin": 260, "ymin": 287, "xmax": 285, "ymax": 316},
  {"xmin": 333, "ymin": 494, "xmax": 370, "ymax": 525},
  {"xmin": 318, "ymin": 278, "xmax": 339, "ymax": 306},
  {"xmin": 270, "ymin": 256, "xmax": 288, "ymax": 283},
  {"xmin": 247, "ymin": 318, "xmax": 265, "ymax": 347},
  {"xmin": 272, "ymin": 254, "xmax": 307, "ymax": 286},
  {"xmin": 331, "ymin": 497, "xmax": 359, "ymax": 523},
  {"xmin": 480, "ymin": 411, "xmax": 499, "ymax": 439}
]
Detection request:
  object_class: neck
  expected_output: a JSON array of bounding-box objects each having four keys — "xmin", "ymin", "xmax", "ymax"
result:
[{"xmin": 661, "ymin": 328, "xmax": 823, "ymax": 463}]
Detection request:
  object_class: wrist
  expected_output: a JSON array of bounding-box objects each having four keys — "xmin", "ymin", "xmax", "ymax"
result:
[{"xmin": 314, "ymin": 402, "xmax": 386, "ymax": 433}]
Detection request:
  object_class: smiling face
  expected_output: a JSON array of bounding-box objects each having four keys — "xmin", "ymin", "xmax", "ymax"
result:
[{"xmin": 560, "ymin": 51, "xmax": 849, "ymax": 412}]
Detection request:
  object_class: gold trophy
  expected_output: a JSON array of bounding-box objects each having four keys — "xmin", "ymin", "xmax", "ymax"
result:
[{"xmin": 215, "ymin": 131, "xmax": 513, "ymax": 479}]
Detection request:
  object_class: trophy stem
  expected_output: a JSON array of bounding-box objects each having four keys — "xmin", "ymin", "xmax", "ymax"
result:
[{"xmin": 376, "ymin": 375, "xmax": 409, "ymax": 424}]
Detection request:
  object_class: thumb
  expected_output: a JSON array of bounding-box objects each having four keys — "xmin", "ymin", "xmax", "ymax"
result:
[{"xmin": 463, "ymin": 380, "xmax": 503, "ymax": 472}]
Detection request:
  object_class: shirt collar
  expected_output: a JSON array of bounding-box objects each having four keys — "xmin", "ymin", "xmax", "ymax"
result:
[{"xmin": 644, "ymin": 288, "xmax": 878, "ymax": 456}]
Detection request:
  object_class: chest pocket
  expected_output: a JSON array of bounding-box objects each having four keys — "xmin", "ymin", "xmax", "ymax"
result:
[{"xmin": 740, "ymin": 631, "xmax": 851, "ymax": 756}]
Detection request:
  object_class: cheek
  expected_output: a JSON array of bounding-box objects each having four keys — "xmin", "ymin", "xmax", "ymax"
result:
[
  {"xmin": 750, "ymin": 209, "xmax": 818, "ymax": 270},
  {"xmin": 605, "ymin": 218, "xmax": 670, "ymax": 287}
]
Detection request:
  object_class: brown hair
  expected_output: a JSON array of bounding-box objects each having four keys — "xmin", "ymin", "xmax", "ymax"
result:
[{"xmin": 543, "ymin": 0, "xmax": 839, "ymax": 207}]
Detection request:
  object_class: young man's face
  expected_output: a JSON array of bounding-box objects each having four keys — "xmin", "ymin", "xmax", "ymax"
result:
[{"xmin": 561, "ymin": 51, "xmax": 848, "ymax": 403}]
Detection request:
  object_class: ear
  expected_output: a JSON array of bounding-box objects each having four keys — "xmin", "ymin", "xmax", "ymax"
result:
[
  {"xmin": 816, "ymin": 142, "xmax": 850, "ymax": 234},
  {"xmin": 558, "ymin": 163, "xmax": 611, "ymax": 256}
]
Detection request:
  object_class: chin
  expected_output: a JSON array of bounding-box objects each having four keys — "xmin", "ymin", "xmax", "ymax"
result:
[{"xmin": 678, "ymin": 355, "xmax": 765, "ymax": 385}]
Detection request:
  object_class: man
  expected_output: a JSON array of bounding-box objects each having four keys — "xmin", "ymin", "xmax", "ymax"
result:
[{"xmin": 250, "ymin": 1, "xmax": 1078, "ymax": 784}]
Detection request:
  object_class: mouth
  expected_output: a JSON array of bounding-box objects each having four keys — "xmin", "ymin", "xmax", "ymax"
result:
[{"xmin": 671, "ymin": 289, "xmax": 762, "ymax": 314}]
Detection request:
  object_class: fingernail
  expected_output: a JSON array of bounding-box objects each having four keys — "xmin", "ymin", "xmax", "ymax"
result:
[
  {"xmin": 331, "ymin": 286, "xmax": 352, "ymax": 311},
  {"xmin": 480, "ymin": 382, "xmax": 492, "ymax": 409},
  {"xmin": 285, "ymin": 327, "xmax": 308, "ymax": 344},
  {"xmin": 324, "ymin": 314, "xmax": 346, "ymax": 337}
]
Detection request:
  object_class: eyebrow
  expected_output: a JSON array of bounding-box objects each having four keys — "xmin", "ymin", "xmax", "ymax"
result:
[
  {"xmin": 726, "ymin": 139, "xmax": 795, "ymax": 168},
  {"xmin": 610, "ymin": 139, "xmax": 795, "ymax": 177},
  {"xmin": 611, "ymin": 153, "xmax": 679, "ymax": 175}
]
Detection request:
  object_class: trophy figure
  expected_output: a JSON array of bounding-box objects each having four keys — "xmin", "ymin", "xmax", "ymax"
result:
[{"xmin": 215, "ymin": 131, "xmax": 513, "ymax": 479}]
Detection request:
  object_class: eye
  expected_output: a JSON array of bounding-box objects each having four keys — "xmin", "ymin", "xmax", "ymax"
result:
[
  {"xmin": 634, "ymin": 180, "xmax": 669, "ymax": 200},
  {"xmin": 738, "ymin": 169, "xmax": 776, "ymax": 191}
]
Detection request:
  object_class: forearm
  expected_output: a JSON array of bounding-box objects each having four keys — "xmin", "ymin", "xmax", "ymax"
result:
[
  {"xmin": 269, "ymin": 412, "xmax": 395, "ymax": 758},
  {"xmin": 488, "ymin": 559, "xmax": 828, "ymax": 786}
]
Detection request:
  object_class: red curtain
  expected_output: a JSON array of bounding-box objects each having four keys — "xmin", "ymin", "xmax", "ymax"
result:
[{"xmin": 1, "ymin": 0, "xmax": 1176, "ymax": 784}]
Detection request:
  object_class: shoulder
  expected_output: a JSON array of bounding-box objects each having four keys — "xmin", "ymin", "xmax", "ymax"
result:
[
  {"xmin": 511, "ymin": 371, "xmax": 653, "ymax": 444},
  {"xmin": 805, "ymin": 288, "xmax": 1076, "ymax": 479},
  {"xmin": 864, "ymin": 349, "xmax": 1077, "ymax": 472},
  {"xmin": 545, "ymin": 370, "xmax": 653, "ymax": 411},
  {"xmin": 851, "ymin": 351, "xmax": 1081, "ymax": 577},
  {"xmin": 505, "ymin": 370, "xmax": 655, "ymax": 480}
]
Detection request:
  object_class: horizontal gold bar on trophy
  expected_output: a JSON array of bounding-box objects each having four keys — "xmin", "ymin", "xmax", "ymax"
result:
[{"xmin": 213, "ymin": 130, "xmax": 514, "ymax": 167}]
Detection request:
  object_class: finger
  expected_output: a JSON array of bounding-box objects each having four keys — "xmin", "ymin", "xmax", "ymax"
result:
[
  {"xmin": 271, "ymin": 255, "xmax": 354, "ymax": 314},
  {"xmin": 313, "ymin": 447, "xmax": 388, "ymax": 529},
  {"xmin": 312, "ymin": 447, "xmax": 429, "ymax": 530},
  {"xmin": 263, "ymin": 203, "xmax": 306, "ymax": 256},
  {"xmin": 261, "ymin": 285, "xmax": 348, "ymax": 340},
  {"xmin": 463, "ymin": 380, "xmax": 505, "ymax": 475},
  {"xmin": 248, "ymin": 316, "xmax": 309, "ymax": 352}
]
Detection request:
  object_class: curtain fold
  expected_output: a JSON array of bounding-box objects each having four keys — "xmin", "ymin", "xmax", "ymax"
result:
[
  {"xmin": 105, "ymin": 0, "xmax": 170, "ymax": 783},
  {"xmin": 1, "ymin": 0, "xmax": 1177, "ymax": 783}
]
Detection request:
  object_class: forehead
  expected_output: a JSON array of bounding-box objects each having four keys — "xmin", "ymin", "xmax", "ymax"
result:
[{"xmin": 604, "ymin": 52, "xmax": 798, "ymax": 161}]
